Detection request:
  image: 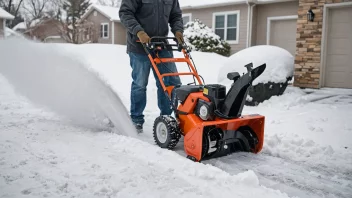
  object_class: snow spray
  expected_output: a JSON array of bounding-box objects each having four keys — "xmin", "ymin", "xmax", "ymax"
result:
[{"xmin": 0, "ymin": 38, "xmax": 137, "ymax": 138}]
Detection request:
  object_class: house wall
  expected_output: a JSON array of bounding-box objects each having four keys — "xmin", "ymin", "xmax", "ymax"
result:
[
  {"xmin": 0, "ymin": 19, "xmax": 4, "ymax": 38},
  {"xmin": 182, "ymin": 4, "xmax": 248, "ymax": 55},
  {"xmin": 85, "ymin": 9, "xmax": 113, "ymax": 44},
  {"xmin": 27, "ymin": 19, "xmax": 64, "ymax": 42},
  {"xmin": 294, "ymin": 0, "xmax": 352, "ymax": 89},
  {"xmin": 251, "ymin": 6, "xmax": 257, "ymax": 46},
  {"xmin": 114, "ymin": 22, "xmax": 127, "ymax": 45},
  {"xmin": 254, "ymin": 1, "xmax": 299, "ymax": 46}
]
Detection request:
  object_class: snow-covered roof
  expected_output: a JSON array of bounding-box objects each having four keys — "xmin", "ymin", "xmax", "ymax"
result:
[
  {"xmin": 82, "ymin": 4, "xmax": 120, "ymax": 21},
  {"xmin": 179, "ymin": 0, "xmax": 296, "ymax": 9},
  {"xmin": 12, "ymin": 19, "xmax": 42, "ymax": 31},
  {"xmin": 12, "ymin": 22, "xmax": 27, "ymax": 31},
  {"xmin": 0, "ymin": 7, "xmax": 15, "ymax": 20}
]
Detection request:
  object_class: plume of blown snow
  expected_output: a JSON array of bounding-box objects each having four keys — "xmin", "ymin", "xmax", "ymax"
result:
[{"xmin": 0, "ymin": 38, "xmax": 137, "ymax": 138}]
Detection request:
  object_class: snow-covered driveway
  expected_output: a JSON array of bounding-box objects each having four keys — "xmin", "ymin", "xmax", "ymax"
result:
[
  {"xmin": 139, "ymin": 88, "xmax": 352, "ymax": 198},
  {"xmin": 0, "ymin": 39, "xmax": 351, "ymax": 198}
]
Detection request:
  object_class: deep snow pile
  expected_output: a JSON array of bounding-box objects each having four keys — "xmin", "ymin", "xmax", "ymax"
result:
[{"xmin": 218, "ymin": 45, "xmax": 294, "ymax": 88}]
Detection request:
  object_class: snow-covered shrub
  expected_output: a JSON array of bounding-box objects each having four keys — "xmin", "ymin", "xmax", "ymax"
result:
[
  {"xmin": 218, "ymin": 45, "xmax": 294, "ymax": 106},
  {"xmin": 183, "ymin": 19, "xmax": 231, "ymax": 57}
]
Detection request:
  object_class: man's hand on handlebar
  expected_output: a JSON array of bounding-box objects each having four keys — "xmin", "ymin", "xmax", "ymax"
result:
[
  {"xmin": 175, "ymin": 31, "xmax": 184, "ymax": 44},
  {"xmin": 137, "ymin": 31, "xmax": 151, "ymax": 44}
]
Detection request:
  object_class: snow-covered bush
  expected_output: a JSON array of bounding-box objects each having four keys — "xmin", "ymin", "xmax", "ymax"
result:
[
  {"xmin": 183, "ymin": 19, "xmax": 231, "ymax": 57},
  {"xmin": 218, "ymin": 45, "xmax": 294, "ymax": 106}
]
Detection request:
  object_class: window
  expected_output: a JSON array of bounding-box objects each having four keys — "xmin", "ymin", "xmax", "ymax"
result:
[
  {"xmin": 213, "ymin": 11, "xmax": 240, "ymax": 44},
  {"xmin": 100, "ymin": 23, "xmax": 109, "ymax": 38},
  {"xmin": 182, "ymin": 13, "xmax": 192, "ymax": 25}
]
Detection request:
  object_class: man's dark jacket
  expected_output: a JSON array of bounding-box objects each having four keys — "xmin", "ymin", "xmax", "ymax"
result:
[{"xmin": 119, "ymin": 0, "xmax": 184, "ymax": 54}]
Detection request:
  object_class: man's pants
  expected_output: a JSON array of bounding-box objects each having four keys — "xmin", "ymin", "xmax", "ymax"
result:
[{"xmin": 128, "ymin": 49, "xmax": 182, "ymax": 125}]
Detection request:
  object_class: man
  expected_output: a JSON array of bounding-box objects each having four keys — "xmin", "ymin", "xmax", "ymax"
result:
[{"xmin": 119, "ymin": 0, "xmax": 184, "ymax": 133}]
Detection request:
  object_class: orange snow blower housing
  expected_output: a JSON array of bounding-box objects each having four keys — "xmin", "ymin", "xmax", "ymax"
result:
[{"xmin": 138, "ymin": 37, "xmax": 266, "ymax": 162}]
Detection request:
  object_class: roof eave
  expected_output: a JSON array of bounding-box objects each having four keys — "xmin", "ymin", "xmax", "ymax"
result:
[
  {"xmin": 255, "ymin": 0, "xmax": 296, "ymax": 4},
  {"xmin": 180, "ymin": 0, "xmax": 296, "ymax": 9},
  {"xmin": 1, "ymin": 16, "xmax": 15, "ymax": 20},
  {"xmin": 180, "ymin": 1, "xmax": 246, "ymax": 10}
]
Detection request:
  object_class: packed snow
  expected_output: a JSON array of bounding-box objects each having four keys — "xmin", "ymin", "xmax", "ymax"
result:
[
  {"xmin": 0, "ymin": 38, "xmax": 351, "ymax": 198},
  {"xmin": 218, "ymin": 45, "xmax": 294, "ymax": 87}
]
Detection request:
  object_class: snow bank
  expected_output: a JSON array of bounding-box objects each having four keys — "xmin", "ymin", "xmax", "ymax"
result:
[
  {"xmin": 0, "ymin": 38, "xmax": 137, "ymax": 138},
  {"xmin": 243, "ymin": 87, "xmax": 352, "ymax": 173},
  {"xmin": 218, "ymin": 45, "xmax": 294, "ymax": 88}
]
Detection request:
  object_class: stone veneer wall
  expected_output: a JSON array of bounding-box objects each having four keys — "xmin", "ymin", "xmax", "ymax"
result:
[{"xmin": 294, "ymin": 0, "xmax": 352, "ymax": 88}]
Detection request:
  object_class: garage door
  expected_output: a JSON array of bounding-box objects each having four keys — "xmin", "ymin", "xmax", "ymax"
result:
[
  {"xmin": 325, "ymin": 6, "xmax": 352, "ymax": 89},
  {"xmin": 270, "ymin": 19, "xmax": 297, "ymax": 56}
]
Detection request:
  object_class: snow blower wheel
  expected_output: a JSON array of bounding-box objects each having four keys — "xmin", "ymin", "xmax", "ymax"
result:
[{"xmin": 153, "ymin": 116, "xmax": 181, "ymax": 149}]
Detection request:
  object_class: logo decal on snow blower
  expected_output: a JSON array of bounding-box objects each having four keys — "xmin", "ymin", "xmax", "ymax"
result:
[{"xmin": 203, "ymin": 88, "xmax": 208, "ymax": 95}]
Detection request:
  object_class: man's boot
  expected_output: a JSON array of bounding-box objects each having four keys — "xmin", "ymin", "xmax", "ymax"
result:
[{"xmin": 134, "ymin": 123, "xmax": 143, "ymax": 133}]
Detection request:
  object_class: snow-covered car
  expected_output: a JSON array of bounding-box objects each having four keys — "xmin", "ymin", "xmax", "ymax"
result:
[{"xmin": 218, "ymin": 45, "xmax": 294, "ymax": 106}]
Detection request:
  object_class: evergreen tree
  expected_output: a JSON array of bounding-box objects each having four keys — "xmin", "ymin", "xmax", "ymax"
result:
[
  {"xmin": 62, "ymin": 0, "xmax": 91, "ymax": 43},
  {"xmin": 183, "ymin": 19, "xmax": 231, "ymax": 57}
]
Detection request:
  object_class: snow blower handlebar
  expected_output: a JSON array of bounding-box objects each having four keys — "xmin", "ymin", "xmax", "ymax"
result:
[
  {"xmin": 138, "ymin": 36, "xmax": 190, "ymax": 54},
  {"xmin": 136, "ymin": 36, "xmax": 203, "ymax": 99}
]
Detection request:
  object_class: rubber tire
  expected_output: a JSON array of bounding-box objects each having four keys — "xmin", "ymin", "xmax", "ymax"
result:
[{"xmin": 153, "ymin": 115, "xmax": 181, "ymax": 150}]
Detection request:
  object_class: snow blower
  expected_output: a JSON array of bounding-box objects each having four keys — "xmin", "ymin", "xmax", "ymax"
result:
[{"xmin": 139, "ymin": 37, "xmax": 266, "ymax": 162}]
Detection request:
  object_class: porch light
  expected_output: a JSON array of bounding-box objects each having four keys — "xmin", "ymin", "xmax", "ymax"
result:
[{"xmin": 307, "ymin": 9, "xmax": 315, "ymax": 22}]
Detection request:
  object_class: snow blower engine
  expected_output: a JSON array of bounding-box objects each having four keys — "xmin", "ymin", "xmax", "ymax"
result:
[{"xmin": 139, "ymin": 37, "xmax": 266, "ymax": 162}]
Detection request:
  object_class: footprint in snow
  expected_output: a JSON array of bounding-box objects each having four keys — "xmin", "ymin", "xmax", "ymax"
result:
[{"xmin": 21, "ymin": 189, "xmax": 31, "ymax": 195}]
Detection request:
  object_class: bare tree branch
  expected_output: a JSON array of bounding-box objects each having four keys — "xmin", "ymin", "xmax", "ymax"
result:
[{"xmin": 21, "ymin": 0, "xmax": 59, "ymax": 20}]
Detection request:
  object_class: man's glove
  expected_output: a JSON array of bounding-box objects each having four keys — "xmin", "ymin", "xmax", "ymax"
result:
[
  {"xmin": 175, "ymin": 31, "xmax": 184, "ymax": 44},
  {"xmin": 137, "ymin": 31, "xmax": 151, "ymax": 43}
]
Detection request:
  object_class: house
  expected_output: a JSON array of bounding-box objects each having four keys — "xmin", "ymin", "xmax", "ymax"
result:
[
  {"xmin": 0, "ymin": 7, "xmax": 15, "ymax": 38},
  {"xmin": 80, "ymin": 5, "xmax": 126, "ymax": 45},
  {"xmin": 21, "ymin": 18, "xmax": 68, "ymax": 43},
  {"xmin": 179, "ymin": 0, "xmax": 299, "ymax": 56},
  {"xmin": 293, "ymin": 0, "xmax": 352, "ymax": 89},
  {"xmin": 180, "ymin": 0, "xmax": 352, "ymax": 89}
]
